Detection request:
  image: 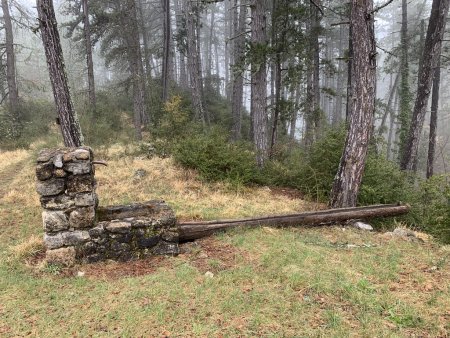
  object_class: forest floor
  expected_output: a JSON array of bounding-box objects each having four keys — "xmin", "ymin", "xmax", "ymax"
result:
[{"xmin": 0, "ymin": 144, "xmax": 449, "ymax": 337}]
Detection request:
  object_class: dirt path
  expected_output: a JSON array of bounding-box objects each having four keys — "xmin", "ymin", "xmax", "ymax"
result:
[{"xmin": 0, "ymin": 157, "xmax": 29, "ymax": 199}]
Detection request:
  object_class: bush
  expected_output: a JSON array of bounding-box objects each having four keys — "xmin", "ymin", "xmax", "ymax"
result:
[{"xmin": 173, "ymin": 129, "xmax": 258, "ymax": 186}]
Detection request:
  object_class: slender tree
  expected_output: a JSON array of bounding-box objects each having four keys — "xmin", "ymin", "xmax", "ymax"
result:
[
  {"xmin": 185, "ymin": 0, "xmax": 206, "ymax": 124},
  {"xmin": 401, "ymin": 0, "xmax": 450, "ymax": 171},
  {"xmin": 2, "ymin": 0, "xmax": 20, "ymax": 135},
  {"xmin": 250, "ymin": 0, "xmax": 268, "ymax": 167},
  {"xmin": 426, "ymin": 58, "xmax": 441, "ymax": 178},
  {"xmin": 161, "ymin": 0, "xmax": 171, "ymax": 102},
  {"xmin": 231, "ymin": 0, "xmax": 246, "ymax": 141},
  {"xmin": 37, "ymin": 0, "xmax": 84, "ymax": 147},
  {"xmin": 81, "ymin": 0, "xmax": 96, "ymax": 110},
  {"xmin": 330, "ymin": 0, "xmax": 376, "ymax": 208}
]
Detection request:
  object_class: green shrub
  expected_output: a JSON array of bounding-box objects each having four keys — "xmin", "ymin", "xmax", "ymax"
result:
[{"xmin": 173, "ymin": 129, "xmax": 258, "ymax": 186}]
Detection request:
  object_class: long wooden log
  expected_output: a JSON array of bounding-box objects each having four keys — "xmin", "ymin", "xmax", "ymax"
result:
[{"xmin": 178, "ymin": 204, "xmax": 410, "ymax": 241}]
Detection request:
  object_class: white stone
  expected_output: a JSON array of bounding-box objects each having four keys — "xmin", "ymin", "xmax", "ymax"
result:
[
  {"xmin": 353, "ymin": 221, "xmax": 373, "ymax": 231},
  {"xmin": 42, "ymin": 210, "xmax": 69, "ymax": 232},
  {"xmin": 204, "ymin": 271, "xmax": 214, "ymax": 278}
]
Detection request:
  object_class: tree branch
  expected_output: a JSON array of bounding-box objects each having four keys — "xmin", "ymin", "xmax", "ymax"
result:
[
  {"xmin": 309, "ymin": 0, "xmax": 324, "ymax": 16},
  {"xmin": 371, "ymin": 0, "xmax": 395, "ymax": 14}
]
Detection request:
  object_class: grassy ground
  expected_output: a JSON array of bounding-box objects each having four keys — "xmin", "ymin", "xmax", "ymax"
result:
[{"xmin": 0, "ymin": 144, "xmax": 449, "ymax": 337}]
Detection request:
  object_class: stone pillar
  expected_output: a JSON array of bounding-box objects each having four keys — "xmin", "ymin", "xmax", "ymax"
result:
[
  {"xmin": 36, "ymin": 147, "xmax": 97, "ymax": 264},
  {"xmin": 36, "ymin": 147, "xmax": 179, "ymax": 266}
]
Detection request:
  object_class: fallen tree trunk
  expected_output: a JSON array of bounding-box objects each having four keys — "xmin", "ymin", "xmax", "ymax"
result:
[{"xmin": 178, "ymin": 204, "xmax": 410, "ymax": 241}]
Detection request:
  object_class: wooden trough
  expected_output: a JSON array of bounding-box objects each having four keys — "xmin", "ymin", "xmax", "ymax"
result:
[{"xmin": 178, "ymin": 204, "xmax": 411, "ymax": 241}]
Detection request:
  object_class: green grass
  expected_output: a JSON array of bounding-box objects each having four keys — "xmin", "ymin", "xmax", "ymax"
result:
[{"xmin": 0, "ymin": 149, "xmax": 449, "ymax": 337}]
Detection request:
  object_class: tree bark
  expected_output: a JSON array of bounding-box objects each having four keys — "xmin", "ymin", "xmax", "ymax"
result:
[
  {"xmin": 37, "ymin": 0, "xmax": 84, "ymax": 147},
  {"xmin": 161, "ymin": 0, "xmax": 171, "ymax": 102},
  {"xmin": 426, "ymin": 58, "xmax": 441, "ymax": 178},
  {"xmin": 185, "ymin": 0, "xmax": 206, "ymax": 124},
  {"xmin": 122, "ymin": 0, "xmax": 147, "ymax": 139},
  {"xmin": 179, "ymin": 204, "xmax": 410, "ymax": 241},
  {"xmin": 250, "ymin": 0, "xmax": 268, "ymax": 167},
  {"xmin": 2, "ymin": 0, "xmax": 20, "ymax": 134},
  {"xmin": 400, "ymin": 0, "xmax": 450, "ymax": 172},
  {"xmin": 378, "ymin": 72, "xmax": 399, "ymax": 137},
  {"xmin": 81, "ymin": 0, "xmax": 96, "ymax": 110},
  {"xmin": 231, "ymin": 0, "xmax": 246, "ymax": 141},
  {"xmin": 174, "ymin": 0, "xmax": 188, "ymax": 89},
  {"xmin": 330, "ymin": 0, "xmax": 376, "ymax": 208}
]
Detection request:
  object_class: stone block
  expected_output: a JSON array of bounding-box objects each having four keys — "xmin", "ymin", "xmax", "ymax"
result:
[
  {"xmin": 40, "ymin": 195, "xmax": 75, "ymax": 210},
  {"xmin": 36, "ymin": 162, "xmax": 53, "ymax": 181},
  {"xmin": 69, "ymin": 207, "xmax": 96, "ymax": 229},
  {"xmin": 44, "ymin": 233, "xmax": 64, "ymax": 250},
  {"xmin": 152, "ymin": 241, "xmax": 179, "ymax": 256},
  {"xmin": 36, "ymin": 178, "xmax": 65, "ymax": 197},
  {"xmin": 62, "ymin": 230, "xmax": 90, "ymax": 246},
  {"xmin": 53, "ymin": 153, "xmax": 64, "ymax": 168},
  {"xmin": 89, "ymin": 223, "xmax": 106, "ymax": 239},
  {"xmin": 105, "ymin": 221, "xmax": 131, "ymax": 233},
  {"xmin": 37, "ymin": 149, "xmax": 58, "ymax": 162},
  {"xmin": 74, "ymin": 193, "xmax": 96, "ymax": 207},
  {"xmin": 54, "ymin": 169, "xmax": 67, "ymax": 178},
  {"xmin": 45, "ymin": 247, "xmax": 76, "ymax": 267},
  {"xmin": 67, "ymin": 175, "xmax": 94, "ymax": 193},
  {"xmin": 74, "ymin": 149, "xmax": 90, "ymax": 160},
  {"xmin": 138, "ymin": 236, "xmax": 159, "ymax": 249},
  {"xmin": 64, "ymin": 162, "xmax": 92, "ymax": 175},
  {"xmin": 161, "ymin": 230, "xmax": 179, "ymax": 242},
  {"xmin": 42, "ymin": 210, "xmax": 69, "ymax": 232}
]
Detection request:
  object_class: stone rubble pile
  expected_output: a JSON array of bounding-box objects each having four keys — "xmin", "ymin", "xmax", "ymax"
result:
[{"xmin": 36, "ymin": 147, "xmax": 179, "ymax": 266}]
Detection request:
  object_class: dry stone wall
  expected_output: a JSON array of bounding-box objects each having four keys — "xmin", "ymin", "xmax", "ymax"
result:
[{"xmin": 36, "ymin": 147, "xmax": 179, "ymax": 265}]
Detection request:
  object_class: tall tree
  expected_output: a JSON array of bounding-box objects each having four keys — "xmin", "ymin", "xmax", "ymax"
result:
[
  {"xmin": 397, "ymin": 0, "xmax": 411, "ymax": 161},
  {"xmin": 2, "ymin": 0, "xmax": 20, "ymax": 135},
  {"xmin": 401, "ymin": 0, "xmax": 450, "ymax": 172},
  {"xmin": 184, "ymin": 0, "xmax": 206, "ymax": 124},
  {"xmin": 250, "ymin": 0, "xmax": 268, "ymax": 167},
  {"xmin": 330, "ymin": 0, "xmax": 376, "ymax": 208},
  {"xmin": 81, "ymin": 0, "xmax": 96, "ymax": 110},
  {"xmin": 426, "ymin": 58, "xmax": 441, "ymax": 178},
  {"xmin": 37, "ymin": 0, "xmax": 84, "ymax": 147},
  {"xmin": 161, "ymin": 0, "xmax": 171, "ymax": 102},
  {"xmin": 231, "ymin": 0, "xmax": 246, "ymax": 141}
]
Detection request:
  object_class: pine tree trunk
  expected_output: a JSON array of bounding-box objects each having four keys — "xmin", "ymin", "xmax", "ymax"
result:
[
  {"xmin": 174, "ymin": 0, "xmax": 187, "ymax": 89},
  {"xmin": 185, "ymin": 0, "xmax": 205, "ymax": 125},
  {"xmin": 426, "ymin": 58, "xmax": 441, "ymax": 178},
  {"xmin": 251, "ymin": 0, "xmax": 268, "ymax": 167},
  {"xmin": 137, "ymin": 0, "xmax": 153, "ymax": 83},
  {"xmin": 330, "ymin": 0, "xmax": 376, "ymax": 208},
  {"xmin": 231, "ymin": 0, "xmax": 246, "ymax": 141},
  {"xmin": 122, "ymin": 0, "xmax": 147, "ymax": 139},
  {"xmin": 81, "ymin": 0, "xmax": 96, "ymax": 110},
  {"xmin": 2, "ymin": 0, "xmax": 20, "ymax": 135},
  {"xmin": 378, "ymin": 72, "xmax": 399, "ymax": 136},
  {"xmin": 398, "ymin": 0, "xmax": 411, "ymax": 163},
  {"xmin": 401, "ymin": 0, "xmax": 449, "ymax": 172},
  {"xmin": 387, "ymin": 91, "xmax": 399, "ymax": 160},
  {"xmin": 161, "ymin": 0, "xmax": 171, "ymax": 102},
  {"xmin": 37, "ymin": 0, "xmax": 84, "ymax": 147}
]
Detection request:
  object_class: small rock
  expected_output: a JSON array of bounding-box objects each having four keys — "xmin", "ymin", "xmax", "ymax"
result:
[
  {"xmin": 353, "ymin": 221, "xmax": 373, "ymax": 231},
  {"xmin": 133, "ymin": 169, "xmax": 148, "ymax": 180},
  {"xmin": 45, "ymin": 247, "xmax": 76, "ymax": 267},
  {"xmin": 69, "ymin": 207, "xmax": 96, "ymax": 229},
  {"xmin": 53, "ymin": 153, "xmax": 64, "ymax": 168},
  {"xmin": 44, "ymin": 233, "xmax": 65, "ymax": 250},
  {"xmin": 105, "ymin": 221, "xmax": 131, "ymax": 233},
  {"xmin": 61, "ymin": 230, "xmax": 90, "ymax": 246},
  {"xmin": 77, "ymin": 271, "xmax": 85, "ymax": 277},
  {"xmin": 74, "ymin": 193, "xmax": 96, "ymax": 207},
  {"xmin": 204, "ymin": 271, "xmax": 214, "ymax": 278},
  {"xmin": 36, "ymin": 178, "xmax": 65, "ymax": 197},
  {"xmin": 40, "ymin": 195, "xmax": 75, "ymax": 210},
  {"xmin": 36, "ymin": 162, "xmax": 54, "ymax": 181},
  {"xmin": 54, "ymin": 169, "xmax": 67, "ymax": 178},
  {"xmin": 42, "ymin": 210, "xmax": 69, "ymax": 232},
  {"xmin": 197, "ymin": 252, "xmax": 209, "ymax": 259},
  {"xmin": 74, "ymin": 149, "xmax": 90, "ymax": 160},
  {"xmin": 64, "ymin": 162, "xmax": 92, "ymax": 175}
]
